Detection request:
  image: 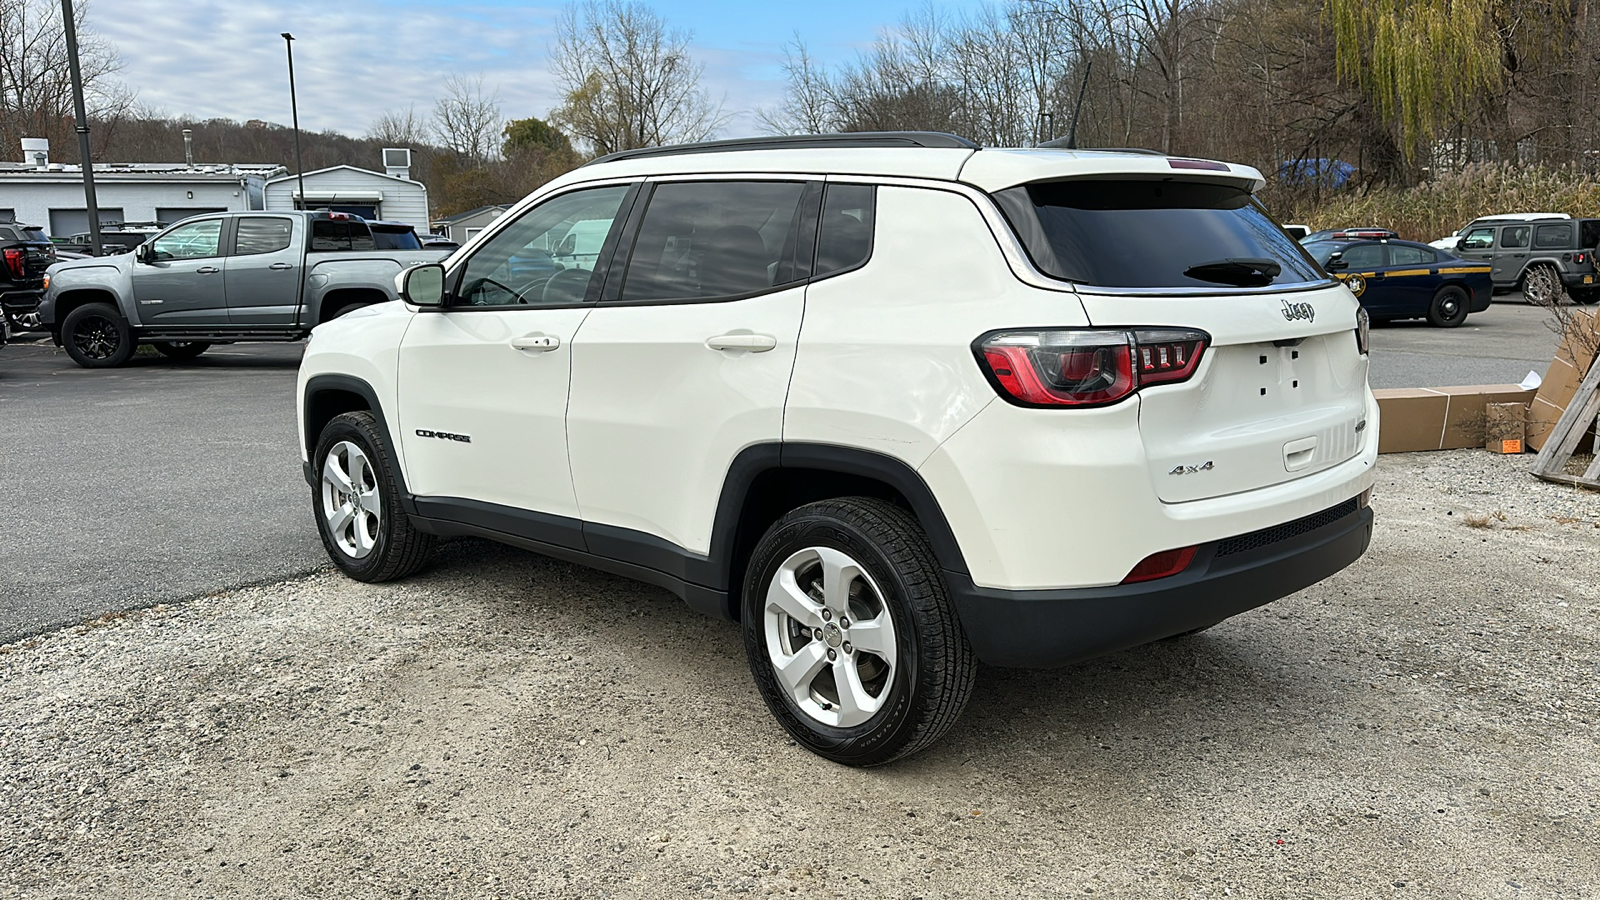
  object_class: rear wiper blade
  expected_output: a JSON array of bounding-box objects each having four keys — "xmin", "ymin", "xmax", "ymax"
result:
[{"xmin": 1183, "ymin": 257, "xmax": 1281, "ymax": 287}]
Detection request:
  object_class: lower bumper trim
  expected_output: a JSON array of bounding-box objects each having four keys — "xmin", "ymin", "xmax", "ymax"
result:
[{"xmin": 946, "ymin": 503, "xmax": 1374, "ymax": 668}]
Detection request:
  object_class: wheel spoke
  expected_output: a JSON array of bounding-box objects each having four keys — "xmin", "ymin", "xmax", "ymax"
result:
[
  {"xmin": 358, "ymin": 487, "xmax": 381, "ymax": 513},
  {"xmin": 846, "ymin": 612, "xmax": 896, "ymax": 667},
  {"xmin": 323, "ymin": 454, "xmax": 355, "ymax": 494},
  {"xmin": 327, "ymin": 501, "xmax": 355, "ymax": 536},
  {"xmin": 354, "ymin": 512, "xmax": 378, "ymax": 552},
  {"xmin": 766, "ymin": 571, "xmax": 823, "ymax": 629},
  {"xmin": 834, "ymin": 656, "xmax": 879, "ymax": 722},
  {"xmin": 815, "ymin": 546, "xmax": 864, "ymax": 615},
  {"xmin": 772, "ymin": 641, "xmax": 829, "ymax": 703}
]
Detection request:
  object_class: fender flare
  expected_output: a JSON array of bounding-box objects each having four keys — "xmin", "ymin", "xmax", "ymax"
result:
[{"xmin": 301, "ymin": 373, "xmax": 413, "ymax": 509}]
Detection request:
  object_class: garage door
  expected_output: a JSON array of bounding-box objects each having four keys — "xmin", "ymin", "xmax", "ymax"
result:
[
  {"xmin": 48, "ymin": 208, "xmax": 125, "ymax": 238},
  {"xmin": 156, "ymin": 207, "xmax": 227, "ymax": 225}
]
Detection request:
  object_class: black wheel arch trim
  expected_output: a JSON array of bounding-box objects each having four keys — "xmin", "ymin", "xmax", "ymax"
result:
[{"xmin": 301, "ymin": 373, "xmax": 415, "ymax": 513}]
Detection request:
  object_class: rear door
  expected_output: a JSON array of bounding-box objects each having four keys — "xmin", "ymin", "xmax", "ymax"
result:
[
  {"xmin": 993, "ymin": 178, "xmax": 1370, "ymax": 504},
  {"xmin": 223, "ymin": 215, "xmax": 301, "ymax": 325},
  {"xmin": 1493, "ymin": 225, "xmax": 1529, "ymax": 284},
  {"xmin": 1384, "ymin": 242, "xmax": 1441, "ymax": 312},
  {"xmin": 130, "ymin": 217, "xmax": 228, "ymax": 325}
]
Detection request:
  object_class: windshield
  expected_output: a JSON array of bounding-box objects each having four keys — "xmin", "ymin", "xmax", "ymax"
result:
[
  {"xmin": 370, "ymin": 226, "xmax": 422, "ymax": 251},
  {"xmin": 992, "ymin": 179, "xmax": 1325, "ymax": 289}
]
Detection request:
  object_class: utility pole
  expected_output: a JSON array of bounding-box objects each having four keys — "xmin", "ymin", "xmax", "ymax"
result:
[
  {"xmin": 282, "ymin": 33, "xmax": 307, "ymax": 210},
  {"xmin": 61, "ymin": 0, "xmax": 101, "ymax": 256}
]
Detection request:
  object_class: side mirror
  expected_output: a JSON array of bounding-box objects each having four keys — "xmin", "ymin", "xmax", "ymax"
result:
[
  {"xmin": 135, "ymin": 243, "xmax": 153, "ymax": 264},
  {"xmin": 399, "ymin": 263, "xmax": 446, "ymax": 307},
  {"xmin": 1324, "ymin": 255, "xmax": 1347, "ymax": 271}
]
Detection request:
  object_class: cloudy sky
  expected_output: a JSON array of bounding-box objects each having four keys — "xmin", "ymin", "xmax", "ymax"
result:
[{"xmin": 94, "ymin": 0, "xmax": 988, "ymax": 140}]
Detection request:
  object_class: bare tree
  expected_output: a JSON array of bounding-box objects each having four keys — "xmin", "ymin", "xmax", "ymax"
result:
[
  {"xmin": 432, "ymin": 74, "xmax": 502, "ymax": 164},
  {"xmin": 0, "ymin": 0, "xmax": 131, "ymax": 161},
  {"xmin": 368, "ymin": 104, "xmax": 430, "ymax": 147},
  {"xmin": 549, "ymin": 0, "xmax": 725, "ymax": 155},
  {"xmin": 756, "ymin": 36, "xmax": 838, "ymax": 135}
]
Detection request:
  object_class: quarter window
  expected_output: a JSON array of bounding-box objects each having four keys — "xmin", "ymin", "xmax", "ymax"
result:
[
  {"xmin": 233, "ymin": 217, "xmax": 294, "ymax": 256},
  {"xmin": 151, "ymin": 219, "xmax": 222, "ymax": 260},
  {"xmin": 1534, "ymin": 224, "xmax": 1571, "ymax": 249},
  {"xmin": 814, "ymin": 184, "xmax": 875, "ymax": 278},
  {"xmin": 456, "ymin": 184, "xmax": 630, "ymax": 307},
  {"xmin": 620, "ymin": 180, "xmax": 807, "ymax": 302}
]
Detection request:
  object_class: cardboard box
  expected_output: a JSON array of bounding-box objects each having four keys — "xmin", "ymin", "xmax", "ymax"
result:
[
  {"xmin": 1528, "ymin": 309, "xmax": 1599, "ymax": 452},
  {"xmin": 1485, "ymin": 402, "xmax": 1527, "ymax": 454},
  {"xmin": 1372, "ymin": 385, "xmax": 1538, "ymax": 453}
]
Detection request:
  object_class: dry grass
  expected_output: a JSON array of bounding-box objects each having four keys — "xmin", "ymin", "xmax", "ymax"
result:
[
  {"xmin": 1463, "ymin": 509, "xmax": 1533, "ymax": 531},
  {"xmin": 1276, "ymin": 164, "xmax": 1600, "ymax": 243}
]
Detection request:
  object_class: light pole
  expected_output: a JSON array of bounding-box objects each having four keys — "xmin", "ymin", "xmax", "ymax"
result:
[
  {"xmin": 282, "ymin": 32, "xmax": 307, "ymax": 210},
  {"xmin": 61, "ymin": 0, "xmax": 101, "ymax": 255}
]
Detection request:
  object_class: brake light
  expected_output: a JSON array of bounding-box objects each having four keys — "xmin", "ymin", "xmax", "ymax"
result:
[
  {"xmin": 3, "ymin": 248, "xmax": 24, "ymax": 279},
  {"xmin": 1121, "ymin": 546, "xmax": 1198, "ymax": 583},
  {"xmin": 328, "ymin": 212, "xmax": 350, "ymax": 220},
  {"xmin": 975, "ymin": 328, "xmax": 1208, "ymax": 408},
  {"xmin": 1575, "ymin": 252, "xmax": 1588, "ymax": 265}
]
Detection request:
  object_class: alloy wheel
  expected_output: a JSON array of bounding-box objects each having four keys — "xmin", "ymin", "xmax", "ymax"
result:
[
  {"xmin": 320, "ymin": 440, "xmax": 381, "ymax": 559},
  {"xmin": 1524, "ymin": 266, "xmax": 1560, "ymax": 305},
  {"xmin": 72, "ymin": 315, "xmax": 120, "ymax": 360},
  {"xmin": 763, "ymin": 546, "xmax": 898, "ymax": 728}
]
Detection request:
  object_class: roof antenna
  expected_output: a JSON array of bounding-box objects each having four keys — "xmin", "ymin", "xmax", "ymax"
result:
[{"xmin": 1064, "ymin": 60, "xmax": 1091, "ymax": 150}]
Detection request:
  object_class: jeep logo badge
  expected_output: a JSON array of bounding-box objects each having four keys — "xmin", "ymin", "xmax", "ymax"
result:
[{"xmin": 1281, "ymin": 300, "xmax": 1315, "ymax": 323}]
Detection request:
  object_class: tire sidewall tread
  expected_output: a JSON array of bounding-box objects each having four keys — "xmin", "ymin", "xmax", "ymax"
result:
[{"xmin": 61, "ymin": 302, "xmax": 133, "ymax": 368}]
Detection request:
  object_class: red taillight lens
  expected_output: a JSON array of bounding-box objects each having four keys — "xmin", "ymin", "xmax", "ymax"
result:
[
  {"xmin": 3, "ymin": 248, "xmax": 24, "ymax": 279},
  {"xmin": 1575, "ymin": 252, "xmax": 1588, "ymax": 265},
  {"xmin": 1121, "ymin": 546, "xmax": 1198, "ymax": 584},
  {"xmin": 975, "ymin": 328, "xmax": 1208, "ymax": 408}
]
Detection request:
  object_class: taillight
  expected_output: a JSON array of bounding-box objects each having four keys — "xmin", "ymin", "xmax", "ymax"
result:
[
  {"xmin": 3, "ymin": 248, "xmax": 25, "ymax": 279},
  {"xmin": 1355, "ymin": 305, "xmax": 1370, "ymax": 355},
  {"xmin": 974, "ymin": 328, "xmax": 1208, "ymax": 408},
  {"xmin": 1121, "ymin": 546, "xmax": 1198, "ymax": 583},
  {"xmin": 1575, "ymin": 252, "xmax": 1588, "ymax": 265}
]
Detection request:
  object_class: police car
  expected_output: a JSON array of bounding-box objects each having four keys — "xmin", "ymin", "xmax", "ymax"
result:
[{"xmin": 1305, "ymin": 237, "xmax": 1492, "ymax": 327}]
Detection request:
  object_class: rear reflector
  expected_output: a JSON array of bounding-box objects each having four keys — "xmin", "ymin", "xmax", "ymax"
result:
[{"xmin": 1121, "ymin": 546, "xmax": 1198, "ymax": 584}]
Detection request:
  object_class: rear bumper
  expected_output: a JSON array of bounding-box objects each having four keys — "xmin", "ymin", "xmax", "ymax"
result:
[
  {"xmin": 946, "ymin": 500, "xmax": 1373, "ymax": 668},
  {"xmin": 1, "ymin": 288, "xmax": 43, "ymax": 312},
  {"xmin": 1560, "ymin": 270, "xmax": 1597, "ymax": 289}
]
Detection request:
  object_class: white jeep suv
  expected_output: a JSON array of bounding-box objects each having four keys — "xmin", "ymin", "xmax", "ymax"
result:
[{"xmin": 296, "ymin": 133, "xmax": 1377, "ymax": 766}]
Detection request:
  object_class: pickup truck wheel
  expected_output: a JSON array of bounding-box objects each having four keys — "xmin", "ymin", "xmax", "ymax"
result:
[
  {"xmin": 743, "ymin": 497, "xmax": 977, "ymax": 767},
  {"xmin": 1520, "ymin": 264, "xmax": 1564, "ymax": 306},
  {"xmin": 152, "ymin": 341, "xmax": 210, "ymax": 360},
  {"xmin": 61, "ymin": 302, "xmax": 134, "ymax": 368},
  {"xmin": 1427, "ymin": 285, "xmax": 1470, "ymax": 327},
  {"xmin": 312, "ymin": 411, "xmax": 435, "ymax": 582}
]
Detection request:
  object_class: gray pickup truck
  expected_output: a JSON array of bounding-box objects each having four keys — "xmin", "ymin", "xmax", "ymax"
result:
[{"xmin": 38, "ymin": 210, "xmax": 449, "ymax": 367}]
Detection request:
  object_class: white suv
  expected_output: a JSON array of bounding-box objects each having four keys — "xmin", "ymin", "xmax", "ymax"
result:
[{"xmin": 296, "ymin": 133, "xmax": 1377, "ymax": 766}]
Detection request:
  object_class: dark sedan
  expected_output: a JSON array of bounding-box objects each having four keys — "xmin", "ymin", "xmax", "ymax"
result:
[{"xmin": 1305, "ymin": 238, "xmax": 1492, "ymax": 327}]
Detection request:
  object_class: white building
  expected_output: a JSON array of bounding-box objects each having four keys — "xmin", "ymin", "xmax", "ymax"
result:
[
  {"xmin": 262, "ymin": 151, "xmax": 429, "ymax": 230},
  {"xmin": 432, "ymin": 204, "xmax": 510, "ymax": 243},
  {"xmin": 0, "ymin": 139, "xmax": 283, "ymax": 237}
]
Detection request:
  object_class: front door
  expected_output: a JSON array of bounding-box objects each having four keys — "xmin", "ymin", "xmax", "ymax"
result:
[
  {"xmin": 224, "ymin": 215, "xmax": 302, "ymax": 326},
  {"xmin": 566, "ymin": 178, "xmax": 816, "ymax": 564},
  {"xmin": 396, "ymin": 182, "xmax": 636, "ymax": 544},
  {"xmin": 130, "ymin": 218, "xmax": 228, "ymax": 326}
]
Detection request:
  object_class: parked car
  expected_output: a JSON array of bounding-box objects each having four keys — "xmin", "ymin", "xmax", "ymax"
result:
[
  {"xmin": 365, "ymin": 220, "xmax": 425, "ymax": 251},
  {"xmin": 1428, "ymin": 213, "xmax": 1570, "ymax": 252},
  {"xmin": 0, "ymin": 221, "xmax": 57, "ymax": 332},
  {"xmin": 1451, "ymin": 217, "xmax": 1600, "ymax": 305},
  {"xmin": 38, "ymin": 210, "xmax": 450, "ymax": 367},
  {"xmin": 1299, "ymin": 227, "xmax": 1398, "ymax": 244},
  {"xmin": 1281, "ymin": 223, "xmax": 1311, "ymax": 240},
  {"xmin": 418, "ymin": 233, "xmax": 460, "ymax": 251},
  {"xmin": 296, "ymin": 132, "xmax": 1377, "ymax": 766},
  {"xmin": 57, "ymin": 221, "xmax": 169, "ymax": 256},
  {"xmin": 1305, "ymin": 237, "xmax": 1491, "ymax": 326}
]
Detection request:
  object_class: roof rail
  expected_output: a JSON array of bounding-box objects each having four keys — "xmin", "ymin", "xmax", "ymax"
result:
[
  {"xmin": 583, "ymin": 132, "xmax": 981, "ymax": 167},
  {"xmin": 1035, "ymin": 139, "xmax": 1164, "ymax": 156}
]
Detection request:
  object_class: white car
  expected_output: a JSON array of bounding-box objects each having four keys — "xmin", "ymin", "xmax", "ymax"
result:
[
  {"xmin": 1430, "ymin": 212, "xmax": 1570, "ymax": 251},
  {"xmin": 296, "ymin": 133, "xmax": 1378, "ymax": 765}
]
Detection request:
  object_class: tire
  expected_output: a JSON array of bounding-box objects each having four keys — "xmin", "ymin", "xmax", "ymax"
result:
[
  {"xmin": 61, "ymin": 302, "xmax": 134, "ymax": 368},
  {"xmin": 1570, "ymin": 288, "xmax": 1600, "ymax": 306},
  {"xmin": 1520, "ymin": 264, "xmax": 1565, "ymax": 307},
  {"xmin": 311, "ymin": 411, "xmax": 435, "ymax": 582},
  {"xmin": 1427, "ymin": 285, "xmax": 1471, "ymax": 327},
  {"xmin": 325, "ymin": 301, "xmax": 368, "ymax": 321},
  {"xmin": 742, "ymin": 497, "xmax": 977, "ymax": 767},
  {"xmin": 151, "ymin": 341, "xmax": 211, "ymax": 360}
]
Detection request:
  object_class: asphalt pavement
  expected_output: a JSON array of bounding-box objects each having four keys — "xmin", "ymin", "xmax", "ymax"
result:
[
  {"xmin": 0, "ymin": 339, "xmax": 321, "ymax": 643},
  {"xmin": 0, "ymin": 297, "xmax": 1574, "ymax": 642}
]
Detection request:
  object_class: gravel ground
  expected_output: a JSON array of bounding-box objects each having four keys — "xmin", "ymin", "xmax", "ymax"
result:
[{"xmin": 2, "ymin": 450, "xmax": 1597, "ymax": 899}]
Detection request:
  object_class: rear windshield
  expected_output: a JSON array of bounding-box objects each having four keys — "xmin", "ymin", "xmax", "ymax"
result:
[
  {"xmin": 369, "ymin": 225, "xmax": 421, "ymax": 251},
  {"xmin": 992, "ymin": 180, "xmax": 1325, "ymax": 289},
  {"xmin": 22, "ymin": 227, "xmax": 47, "ymax": 243}
]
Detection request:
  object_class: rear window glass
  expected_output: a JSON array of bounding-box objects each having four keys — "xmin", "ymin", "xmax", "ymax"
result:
[
  {"xmin": 23, "ymin": 227, "xmax": 47, "ymax": 243},
  {"xmin": 370, "ymin": 226, "xmax": 421, "ymax": 250},
  {"xmin": 992, "ymin": 180, "xmax": 1324, "ymax": 289},
  {"xmin": 311, "ymin": 219, "xmax": 375, "ymax": 252}
]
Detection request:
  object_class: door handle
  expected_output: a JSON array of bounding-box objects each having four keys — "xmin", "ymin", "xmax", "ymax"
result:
[
  {"xmin": 706, "ymin": 332, "xmax": 777, "ymax": 352},
  {"xmin": 269, "ymin": 262, "xmax": 295, "ymax": 270},
  {"xmin": 510, "ymin": 334, "xmax": 560, "ymax": 352},
  {"xmin": 196, "ymin": 266, "xmax": 220, "ymax": 274}
]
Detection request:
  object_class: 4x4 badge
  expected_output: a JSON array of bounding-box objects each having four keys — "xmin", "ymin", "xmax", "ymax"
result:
[
  {"xmin": 1169, "ymin": 461, "xmax": 1214, "ymax": 475},
  {"xmin": 1281, "ymin": 300, "xmax": 1315, "ymax": 323}
]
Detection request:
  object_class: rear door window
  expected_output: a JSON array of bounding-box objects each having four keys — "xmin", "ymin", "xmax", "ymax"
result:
[
  {"xmin": 233, "ymin": 217, "xmax": 294, "ymax": 256},
  {"xmin": 1500, "ymin": 226, "xmax": 1529, "ymax": 249},
  {"xmin": 619, "ymin": 180, "xmax": 807, "ymax": 301},
  {"xmin": 1388, "ymin": 244, "xmax": 1434, "ymax": 266},
  {"xmin": 1340, "ymin": 243, "xmax": 1386, "ymax": 269},
  {"xmin": 991, "ymin": 179, "xmax": 1323, "ymax": 289}
]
